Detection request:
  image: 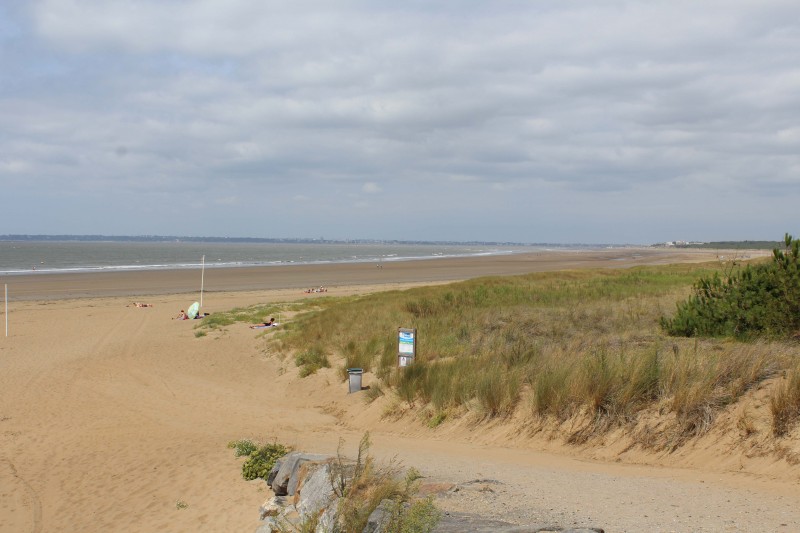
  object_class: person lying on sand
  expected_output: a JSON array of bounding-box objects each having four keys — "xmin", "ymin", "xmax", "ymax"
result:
[
  {"xmin": 194, "ymin": 312, "xmax": 210, "ymax": 319},
  {"xmin": 250, "ymin": 318, "xmax": 276, "ymax": 328},
  {"xmin": 129, "ymin": 302, "xmax": 153, "ymax": 308},
  {"xmin": 173, "ymin": 310, "xmax": 188, "ymax": 320}
]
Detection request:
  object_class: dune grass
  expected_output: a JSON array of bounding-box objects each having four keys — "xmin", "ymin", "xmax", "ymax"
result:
[
  {"xmin": 771, "ymin": 359, "xmax": 800, "ymax": 437},
  {"xmin": 196, "ymin": 301, "xmax": 312, "ymax": 331},
  {"xmin": 263, "ymin": 263, "xmax": 800, "ymax": 445}
]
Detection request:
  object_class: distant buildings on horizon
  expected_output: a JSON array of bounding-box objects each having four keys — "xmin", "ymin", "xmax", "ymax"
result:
[{"xmin": 657, "ymin": 240, "xmax": 706, "ymax": 247}]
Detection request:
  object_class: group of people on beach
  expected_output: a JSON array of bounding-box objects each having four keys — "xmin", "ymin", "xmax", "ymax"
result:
[{"xmin": 304, "ymin": 286, "xmax": 327, "ymax": 293}]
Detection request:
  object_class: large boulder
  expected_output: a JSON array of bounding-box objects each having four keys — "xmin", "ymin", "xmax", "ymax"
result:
[
  {"xmin": 296, "ymin": 462, "xmax": 335, "ymax": 521},
  {"xmin": 271, "ymin": 452, "xmax": 330, "ymax": 496}
]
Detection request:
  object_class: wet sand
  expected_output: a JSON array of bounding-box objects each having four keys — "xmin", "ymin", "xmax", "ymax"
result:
[{"xmin": 2, "ymin": 248, "xmax": 733, "ymax": 301}]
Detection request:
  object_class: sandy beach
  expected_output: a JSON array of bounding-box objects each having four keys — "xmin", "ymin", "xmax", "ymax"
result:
[
  {"xmin": 2, "ymin": 247, "xmax": 733, "ymax": 301},
  {"xmin": 2, "ymin": 248, "xmax": 797, "ymax": 533}
]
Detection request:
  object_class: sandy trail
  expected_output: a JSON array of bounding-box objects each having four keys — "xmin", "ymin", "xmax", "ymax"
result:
[{"xmin": 1, "ymin": 249, "xmax": 796, "ymax": 533}]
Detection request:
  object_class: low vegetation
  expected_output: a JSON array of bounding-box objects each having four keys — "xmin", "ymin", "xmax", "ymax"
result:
[
  {"xmin": 327, "ymin": 433, "xmax": 440, "ymax": 533},
  {"xmin": 662, "ymin": 234, "xmax": 800, "ymax": 338},
  {"xmin": 771, "ymin": 360, "xmax": 800, "ymax": 437},
  {"xmin": 196, "ymin": 301, "xmax": 311, "ymax": 332},
  {"xmin": 264, "ymin": 255, "xmax": 800, "ymax": 445},
  {"xmin": 231, "ymin": 434, "xmax": 441, "ymax": 533},
  {"xmin": 295, "ymin": 346, "xmax": 331, "ymax": 377},
  {"xmin": 228, "ymin": 439, "xmax": 290, "ymax": 481}
]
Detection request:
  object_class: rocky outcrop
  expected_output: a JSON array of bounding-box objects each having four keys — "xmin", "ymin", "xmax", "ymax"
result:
[
  {"xmin": 254, "ymin": 452, "xmax": 606, "ymax": 533},
  {"xmin": 269, "ymin": 452, "xmax": 330, "ymax": 496}
]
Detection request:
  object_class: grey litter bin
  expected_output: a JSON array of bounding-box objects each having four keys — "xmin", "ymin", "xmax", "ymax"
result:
[{"xmin": 347, "ymin": 368, "xmax": 363, "ymax": 393}]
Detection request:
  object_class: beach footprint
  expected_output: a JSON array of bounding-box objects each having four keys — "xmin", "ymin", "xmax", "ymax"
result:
[{"xmin": 0, "ymin": 458, "xmax": 42, "ymax": 533}]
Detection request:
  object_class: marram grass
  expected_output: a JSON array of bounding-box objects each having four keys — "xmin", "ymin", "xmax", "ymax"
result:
[{"xmin": 265, "ymin": 264, "xmax": 800, "ymax": 443}]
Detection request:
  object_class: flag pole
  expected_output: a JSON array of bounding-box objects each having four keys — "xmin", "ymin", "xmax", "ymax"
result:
[
  {"xmin": 200, "ymin": 255, "xmax": 205, "ymax": 308},
  {"xmin": 5, "ymin": 284, "xmax": 8, "ymax": 337}
]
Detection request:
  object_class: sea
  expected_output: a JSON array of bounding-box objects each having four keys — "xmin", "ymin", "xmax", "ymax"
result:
[{"xmin": 0, "ymin": 240, "xmax": 537, "ymax": 276}]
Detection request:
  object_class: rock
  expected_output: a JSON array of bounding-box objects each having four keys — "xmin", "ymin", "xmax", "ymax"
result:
[
  {"xmin": 255, "ymin": 516, "xmax": 280, "ymax": 533},
  {"xmin": 362, "ymin": 498, "xmax": 395, "ymax": 533},
  {"xmin": 258, "ymin": 496, "xmax": 284, "ymax": 520},
  {"xmin": 271, "ymin": 452, "xmax": 330, "ymax": 496},
  {"xmin": 267, "ymin": 460, "xmax": 282, "ymax": 486},
  {"xmin": 315, "ymin": 505, "xmax": 338, "ymax": 533},
  {"xmin": 288, "ymin": 456, "xmax": 331, "ymax": 497},
  {"xmin": 297, "ymin": 463, "xmax": 335, "ymax": 521}
]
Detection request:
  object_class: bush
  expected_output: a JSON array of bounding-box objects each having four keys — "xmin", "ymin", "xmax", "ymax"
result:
[
  {"xmin": 661, "ymin": 233, "xmax": 800, "ymax": 338},
  {"xmin": 240, "ymin": 442, "xmax": 289, "ymax": 481},
  {"xmin": 227, "ymin": 438, "xmax": 258, "ymax": 457}
]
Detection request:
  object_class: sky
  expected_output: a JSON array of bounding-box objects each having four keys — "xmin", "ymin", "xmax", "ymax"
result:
[{"xmin": 1, "ymin": 1, "xmax": 799, "ymax": 244}]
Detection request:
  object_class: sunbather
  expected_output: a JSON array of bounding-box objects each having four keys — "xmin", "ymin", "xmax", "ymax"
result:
[{"xmin": 250, "ymin": 318, "xmax": 276, "ymax": 328}]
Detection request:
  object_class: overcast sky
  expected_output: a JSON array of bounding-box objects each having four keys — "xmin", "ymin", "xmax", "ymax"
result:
[{"xmin": 1, "ymin": 1, "xmax": 799, "ymax": 244}]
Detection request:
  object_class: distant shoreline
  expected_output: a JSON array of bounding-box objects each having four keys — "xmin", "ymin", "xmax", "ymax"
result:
[
  {"xmin": 0, "ymin": 247, "xmax": 758, "ymax": 302},
  {"xmin": 0, "ymin": 234, "xmax": 594, "ymax": 247}
]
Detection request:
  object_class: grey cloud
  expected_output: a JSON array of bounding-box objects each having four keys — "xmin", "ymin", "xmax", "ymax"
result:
[{"xmin": 1, "ymin": 1, "xmax": 798, "ymax": 241}]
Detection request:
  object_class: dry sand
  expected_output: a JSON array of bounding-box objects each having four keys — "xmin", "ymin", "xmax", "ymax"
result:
[{"xmin": 2, "ymin": 248, "xmax": 797, "ymax": 533}]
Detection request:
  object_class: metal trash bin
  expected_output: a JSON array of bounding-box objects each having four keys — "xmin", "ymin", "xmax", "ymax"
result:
[{"xmin": 347, "ymin": 368, "xmax": 363, "ymax": 394}]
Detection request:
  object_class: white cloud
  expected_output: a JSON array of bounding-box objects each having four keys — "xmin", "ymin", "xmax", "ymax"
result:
[
  {"xmin": 0, "ymin": 1, "xmax": 798, "ymax": 241},
  {"xmin": 362, "ymin": 182, "xmax": 381, "ymax": 194}
]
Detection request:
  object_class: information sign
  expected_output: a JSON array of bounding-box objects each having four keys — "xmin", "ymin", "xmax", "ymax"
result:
[{"xmin": 397, "ymin": 327, "xmax": 416, "ymax": 367}]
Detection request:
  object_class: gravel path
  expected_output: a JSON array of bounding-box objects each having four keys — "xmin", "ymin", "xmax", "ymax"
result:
[{"xmin": 342, "ymin": 433, "xmax": 800, "ymax": 533}]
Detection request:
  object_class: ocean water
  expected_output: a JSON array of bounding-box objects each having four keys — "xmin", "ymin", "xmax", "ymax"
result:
[{"xmin": 0, "ymin": 240, "xmax": 531, "ymax": 276}]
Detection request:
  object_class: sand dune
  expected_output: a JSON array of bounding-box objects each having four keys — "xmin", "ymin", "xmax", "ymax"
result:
[{"xmin": 2, "ymin": 249, "xmax": 797, "ymax": 533}]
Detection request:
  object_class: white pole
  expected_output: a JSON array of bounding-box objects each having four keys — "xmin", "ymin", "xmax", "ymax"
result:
[
  {"xmin": 5, "ymin": 284, "xmax": 7, "ymax": 337},
  {"xmin": 200, "ymin": 255, "xmax": 205, "ymax": 308}
]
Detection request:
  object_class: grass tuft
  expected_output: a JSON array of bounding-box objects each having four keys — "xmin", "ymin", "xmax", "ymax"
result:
[
  {"xmin": 295, "ymin": 346, "xmax": 330, "ymax": 377},
  {"xmin": 771, "ymin": 362, "xmax": 800, "ymax": 436}
]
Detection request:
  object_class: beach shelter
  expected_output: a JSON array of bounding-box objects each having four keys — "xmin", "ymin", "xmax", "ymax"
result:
[{"xmin": 187, "ymin": 301, "xmax": 200, "ymax": 319}]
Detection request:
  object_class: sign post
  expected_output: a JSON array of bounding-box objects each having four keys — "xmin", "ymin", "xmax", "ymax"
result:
[
  {"xmin": 200, "ymin": 255, "xmax": 205, "ymax": 308},
  {"xmin": 397, "ymin": 327, "xmax": 416, "ymax": 367}
]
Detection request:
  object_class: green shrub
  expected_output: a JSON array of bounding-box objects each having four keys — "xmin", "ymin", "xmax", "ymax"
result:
[
  {"xmin": 662, "ymin": 233, "xmax": 800, "ymax": 338},
  {"xmin": 382, "ymin": 495, "xmax": 441, "ymax": 533},
  {"xmin": 227, "ymin": 439, "xmax": 258, "ymax": 457},
  {"xmin": 241, "ymin": 442, "xmax": 289, "ymax": 481}
]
